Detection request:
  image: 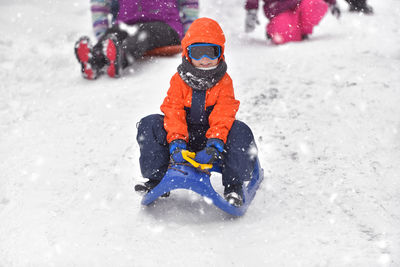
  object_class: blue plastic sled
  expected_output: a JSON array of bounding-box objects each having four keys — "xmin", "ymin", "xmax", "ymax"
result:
[{"xmin": 141, "ymin": 158, "xmax": 264, "ymax": 216}]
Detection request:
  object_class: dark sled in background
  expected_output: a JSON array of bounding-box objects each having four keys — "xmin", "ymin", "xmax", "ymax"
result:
[
  {"xmin": 140, "ymin": 150, "xmax": 264, "ymax": 216},
  {"xmin": 143, "ymin": 45, "xmax": 182, "ymax": 57}
]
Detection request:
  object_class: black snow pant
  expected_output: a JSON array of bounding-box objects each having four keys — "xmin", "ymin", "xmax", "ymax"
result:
[
  {"xmin": 91, "ymin": 21, "xmax": 181, "ymax": 70},
  {"xmin": 136, "ymin": 114, "xmax": 258, "ymax": 187}
]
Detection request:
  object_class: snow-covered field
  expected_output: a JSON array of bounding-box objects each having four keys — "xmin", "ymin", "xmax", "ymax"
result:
[{"xmin": 1, "ymin": 0, "xmax": 399, "ymax": 266}]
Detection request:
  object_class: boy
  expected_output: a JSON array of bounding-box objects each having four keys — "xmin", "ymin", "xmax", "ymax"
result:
[{"xmin": 135, "ymin": 18, "xmax": 258, "ymax": 207}]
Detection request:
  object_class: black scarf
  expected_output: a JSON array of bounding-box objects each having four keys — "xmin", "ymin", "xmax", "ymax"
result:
[{"xmin": 177, "ymin": 57, "xmax": 227, "ymax": 91}]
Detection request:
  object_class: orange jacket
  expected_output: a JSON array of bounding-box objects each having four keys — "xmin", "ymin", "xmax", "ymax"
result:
[{"xmin": 160, "ymin": 18, "xmax": 240, "ymax": 144}]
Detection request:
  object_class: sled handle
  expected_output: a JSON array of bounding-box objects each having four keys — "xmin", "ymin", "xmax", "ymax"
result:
[{"xmin": 181, "ymin": 150, "xmax": 213, "ymax": 170}]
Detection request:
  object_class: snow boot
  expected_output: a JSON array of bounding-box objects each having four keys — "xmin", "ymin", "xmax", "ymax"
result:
[
  {"xmin": 103, "ymin": 35, "xmax": 123, "ymax": 78},
  {"xmin": 224, "ymin": 184, "xmax": 244, "ymax": 207},
  {"xmin": 348, "ymin": 0, "xmax": 373, "ymax": 14},
  {"xmin": 349, "ymin": 4, "xmax": 373, "ymax": 14},
  {"xmin": 74, "ymin": 36, "xmax": 99, "ymax": 80},
  {"xmin": 134, "ymin": 179, "xmax": 170, "ymax": 197}
]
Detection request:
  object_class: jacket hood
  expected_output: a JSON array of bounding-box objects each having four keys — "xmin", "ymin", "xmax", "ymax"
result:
[{"xmin": 181, "ymin": 17, "xmax": 226, "ymax": 59}]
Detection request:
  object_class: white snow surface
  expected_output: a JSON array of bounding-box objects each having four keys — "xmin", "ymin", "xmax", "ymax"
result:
[{"xmin": 1, "ymin": 0, "xmax": 400, "ymax": 266}]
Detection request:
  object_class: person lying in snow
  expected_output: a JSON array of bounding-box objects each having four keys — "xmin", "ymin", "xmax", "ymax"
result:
[
  {"xmin": 135, "ymin": 18, "xmax": 259, "ymax": 207},
  {"xmin": 244, "ymin": 0, "xmax": 340, "ymax": 45},
  {"xmin": 74, "ymin": 0, "xmax": 198, "ymax": 80}
]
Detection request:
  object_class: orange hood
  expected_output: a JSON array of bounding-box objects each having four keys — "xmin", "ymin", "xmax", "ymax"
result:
[{"xmin": 181, "ymin": 17, "xmax": 226, "ymax": 59}]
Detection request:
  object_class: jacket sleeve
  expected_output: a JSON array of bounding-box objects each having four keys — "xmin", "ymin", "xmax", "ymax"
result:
[
  {"xmin": 90, "ymin": 0, "xmax": 111, "ymax": 40},
  {"xmin": 160, "ymin": 74, "xmax": 189, "ymax": 143},
  {"xmin": 245, "ymin": 0, "xmax": 259, "ymax": 10},
  {"xmin": 178, "ymin": 0, "xmax": 199, "ymax": 35},
  {"xmin": 206, "ymin": 75, "xmax": 240, "ymax": 143}
]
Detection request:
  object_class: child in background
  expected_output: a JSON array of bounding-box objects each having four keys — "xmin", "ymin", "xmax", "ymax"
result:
[
  {"xmin": 74, "ymin": 0, "xmax": 198, "ymax": 80},
  {"xmin": 245, "ymin": 0, "xmax": 340, "ymax": 45},
  {"xmin": 135, "ymin": 18, "xmax": 259, "ymax": 207},
  {"xmin": 344, "ymin": 0, "xmax": 373, "ymax": 14}
]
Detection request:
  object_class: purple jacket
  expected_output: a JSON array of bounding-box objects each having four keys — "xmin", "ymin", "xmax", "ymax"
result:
[
  {"xmin": 117, "ymin": 0, "xmax": 184, "ymax": 39},
  {"xmin": 245, "ymin": 0, "xmax": 335, "ymax": 19}
]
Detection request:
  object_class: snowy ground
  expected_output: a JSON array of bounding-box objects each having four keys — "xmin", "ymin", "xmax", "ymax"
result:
[{"xmin": 1, "ymin": 0, "xmax": 399, "ymax": 266}]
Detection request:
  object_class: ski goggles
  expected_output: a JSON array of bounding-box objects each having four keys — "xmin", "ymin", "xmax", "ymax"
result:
[{"xmin": 188, "ymin": 44, "xmax": 221, "ymax": 60}]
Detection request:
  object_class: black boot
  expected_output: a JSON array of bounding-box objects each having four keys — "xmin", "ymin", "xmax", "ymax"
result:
[
  {"xmin": 349, "ymin": 4, "xmax": 373, "ymax": 14},
  {"xmin": 102, "ymin": 34, "xmax": 123, "ymax": 78},
  {"xmin": 134, "ymin": 179, "xmax": 170, "ymax": 197},
  {"xmin": 348, "ymin": 0, "xmax": 373, "ymax": 14},
  {"xmin": 74, "ymin": 36, "xmax": 101, "ymax": 80},
  {"xmin": 224, "ymin": 184, "xmax": 244, "ymax": 207}
]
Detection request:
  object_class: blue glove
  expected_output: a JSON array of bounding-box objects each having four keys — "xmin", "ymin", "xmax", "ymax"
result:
[
  {"xmin": 194, "ymin": 139, "xmax": 224, "ymax": 164},
  {"xmin": 206, "ymin": 138, "xmax": 224, "ymax": 153},
  {"xmin": 169, "ymin": 139, "xmax": 187, "ymax": 163}
]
